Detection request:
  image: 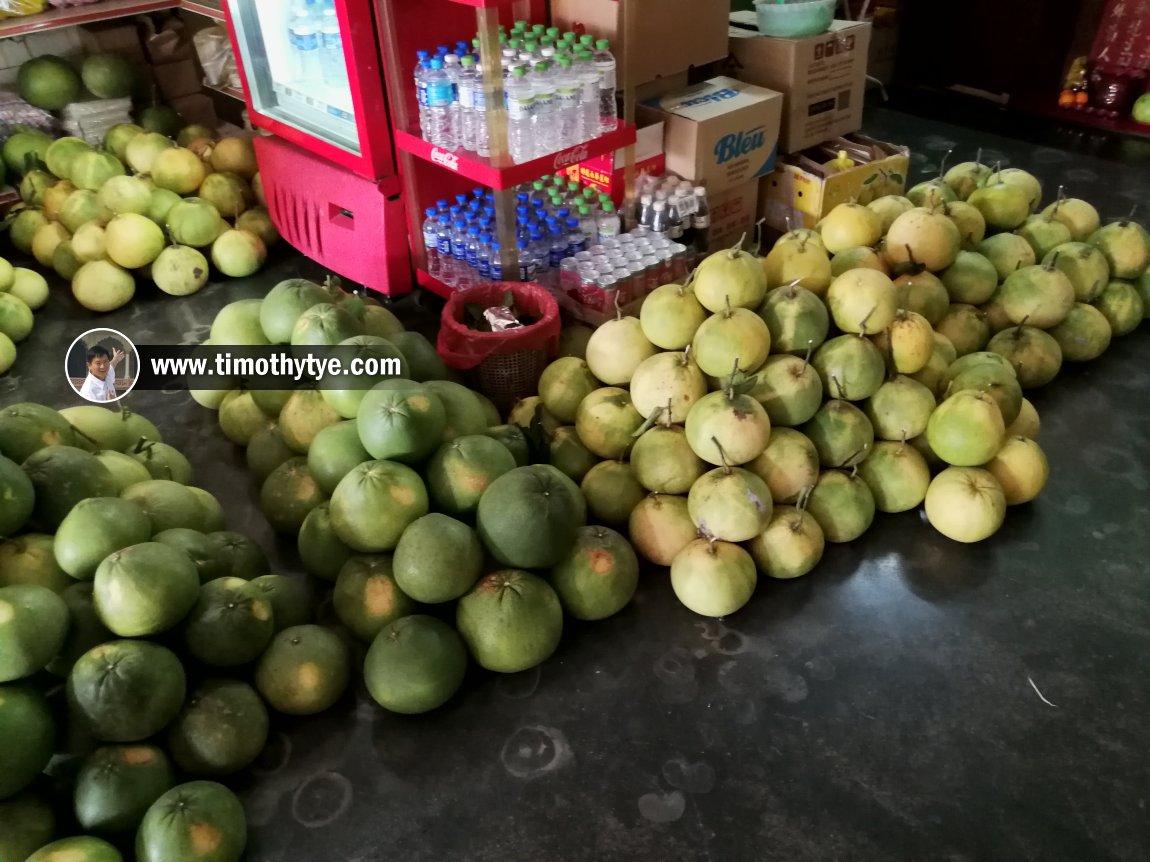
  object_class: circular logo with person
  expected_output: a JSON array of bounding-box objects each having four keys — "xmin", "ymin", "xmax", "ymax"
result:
[{"xmin": 66, "ymin": 328, "xmax": 139, "ymax": 403}]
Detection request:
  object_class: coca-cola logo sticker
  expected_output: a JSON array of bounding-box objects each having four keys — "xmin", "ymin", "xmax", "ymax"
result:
[{"xmin": 430, "ymin": 148, "xmax": 460, "ymax": 171}]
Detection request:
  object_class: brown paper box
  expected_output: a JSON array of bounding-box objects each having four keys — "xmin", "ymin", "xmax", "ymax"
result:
[
  {"xmin": 729, "ymin": 17, "xmax": 871, "ymax": 155},
  {"xmin": 551, "ymin": 0, "xmax": 730, "ymax": 88},
  {"xmin": 705, "ymin": 179, "xmax": 761, "ymax": 253},
  {"xmin": 80, "ymin": 22, "xmax": 146, "ymax": 62},
  {"xmin": 170, "ymin": 94, "xmax": 218, "ymax": 130},
  {"xmin": 154, "ymin": 59, "xmax": 203, "ymax": 102}
]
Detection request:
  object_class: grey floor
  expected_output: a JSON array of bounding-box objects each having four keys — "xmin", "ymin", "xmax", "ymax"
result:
[{"xmin": 3, "ymin": 105, "xmax": 1148, "ymax": 861}]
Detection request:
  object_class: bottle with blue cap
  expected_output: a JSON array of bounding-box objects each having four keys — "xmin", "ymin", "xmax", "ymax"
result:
[
  {"xmin": 422, "ymin": 207, "xmax": 441, "ymax": 278},
  {"xmin": 424, "ymin": 58, "xmax": 456, "ymax": 150}
]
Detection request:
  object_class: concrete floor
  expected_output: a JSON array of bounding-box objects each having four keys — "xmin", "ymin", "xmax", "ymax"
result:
[{"xmin": 3, "ymin": 105, "xmax": 1148, "ymax": 861}]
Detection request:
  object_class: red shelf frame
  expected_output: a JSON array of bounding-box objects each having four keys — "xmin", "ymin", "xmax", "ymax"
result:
[
  {"xmin": 179, "ymin": 0, "xmax": 224, "ymax": 19},
  {"xmin": 0, "ymin": 0, "xmax": 178, "ymax": 37},
  {"xmin": 393, "ymin": 123, "xmax": 637, "ymax": 190},
  {"xmin": 416, "ymin": 268, "xmax": 455, "ymax": 299}
]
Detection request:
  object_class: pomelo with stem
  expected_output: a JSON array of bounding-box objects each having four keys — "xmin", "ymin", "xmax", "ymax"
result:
[
  {"xmin": 1017, "ymin": 213, "xmax": 1072, "ymax": 261},
  {"xmin": 1041, "ymin": 186, "xmax": 1100, "ymax": 240},
  {"xmin": 693, "ymin": 234, "xmax": 767, "ymax": 312},
  {"xmin": 968, "ymin": 176, "xmax": 1030, "ymax": 231},
  {"xmin": 805, "ymin": 468, "xmax": 876, "ymax": 543},
  {"xmin": 926, "ymin": 390, "xmax": 1005, "ymax": 466},
  {"xmin": 943, "ymin": 150, "xmax": 991, "ymax": 200},
  {"xmin": 871, "ymin": 309, "xmax": 935, "ymax": 374},
  {"xmin": 986, "ymin": 323, "xmax": 1064, "ymax": 389},
  {"xmin": 924, "ymin": 467, "xmax": 1006, "ymax": 542},
  {"xmin": 863, "ymin": 375, "xmax": 936, "ymax": 441},
  {"xmin": 630, "ymin": 408, "xmax": 706, "ymax": 495},
  {"xmin": 630, "ymin": 349, "xmax": 707, "ymax": 425},
  {"xmin": 692, "ymin": 297, "xmax": 771, "ymax": 378},
  {"xmin": 816, "ymin": 202, "xmax": 882, "ymax": 254},
  {"xmin": 1087, "ymin": 217, "xmax": 1150, "ymax": 279},
  {"xmin": 856, "ymin": 438, "xmax": 931, "ymax": 513},
  {"xmin": 639, "ymin": 277, "xmax": 707, "ymax": 350},
  {"xmin": 1042, "ymin": 241, "xmax": 1110, "ymax": 302},
  {"xmin": 944, "ymin": 200, "xmax": 987, "ymax": 249},
  {"xmin": 684, "ymin": 365, "xmax": 771, "ymax": 466},
  {"xmin": 866, "ymin": 194, "xmax": 914, "ymax": 234},
  {"xmin": 946, "ymin": 362, "xmax": 1023, "ymax": 426},
  {"xmin": 744, "ymin": 350, "xmax": 823, "ymax": 427},
  {"xmin": 978, "ymin": 233, "xmax": 1036, "ymax": 281},
  {"xmin": 941, "ymin": 250, "xmax": 998, "ymax": 305},
  {"xmin": 812, "ymin": 336, "xmax": 885, "ymax": 401},
  {"xmin": 1092, "ymin": 279, "xmax": 1145, "ymax": 336},
  {"xmin": 762, "ymin": 234, "xmax": 832, "ymax": 295},
  {"xmin": 687, "ymin": 438, "xmax": 772, "ymax": 543},
  {"xmin": 800, "ymin": 397, "xmax": 874, "ymax": 469},
  {"xmin": 670, "ymin": 537, "xmax": 757, "ymax": 618},
  {"xmin": 1047, "ymin": 302, "xmax": 1112, "ymax": 361},
  {"xmin": 884, "ymin": 206, "xmax": 962, "ymax": 272},
  {"xmin": 746, "ymin": 427, "xmax": 819, "ymax": 505},
  {"xmin": 825, "ymin": 268, "xmax": 897, "ymax": 335},
  {"xmin": 748, "ymin": 493, "xmax": 825, "ymax": 579},
  {"xmin": 983, "ymin": 436, "xmax": 1049, "ymax": 505},
  {"xmin": 893, "ymin": 268, "xmax": 949, "ymax": 325},
  {"xmin": 830, "ymin": 246, "xmax": 889, "ymax": 277},
  {"xmin": 983, "ymin": 166, "xmax": 1043, "ymax": 213},
  {"xmin": 757, "ymin": 281, "xmax": 829, "ymax": 355}
]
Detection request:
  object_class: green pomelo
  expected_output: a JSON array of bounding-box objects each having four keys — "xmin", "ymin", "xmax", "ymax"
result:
[
  {"xmin": 474, "ymin": 391, "xmax": 501, "ymax": 426},
  {"xmin": 748, "ymin": 507, "xmax": 825, "ymax": 580},
  {"xmin": 135, "ymin": 781, "xmax": 246, "ymax": 862},
  {"xmin": 255, "ymin": 624, "xmax": 350, "ymax": 715},
  {"xmin": 0, "ymin": 333, "xmax": 12, "ymax": 375},
  {"xmin": 640, "ymin": 283, "xmax": 708, "ymax": 349},
  {"xmin": 684, "ymin": 390, "xmax": 771, "ymax": 467},
  {"xmin": 390, "ymin": 331, "xmax": 452, "ymax": 382},
  {"xmin": 93, "ymin": 542, "xmax": 199, "ymax": 637},
  {"xmin": 68, "ymin": 640, "xmax": 185, "ymax": 741},
  {"xmin": 0, "ymin": 791, "xmax": 55, "ymax": 860},
  {"xmin": 249, "ymin": 388, "xmax": 293, "ymax": 417},
  {"xmin": 830, "ymin": 246, "xmax": 888, "ymax": 277},
  {"xmin": 127, "ymin": 441, "xmax": 193, "ymax": 484},
  {"xmin": 825, "ymin": 268, "xmax": 898, "ymax": 335},
  {"xmin": 863, "ymin": 375, "xmax": 935, "ymax": 441},
  {"xmin": 805, "ymin": 470, "xmax": 876, "ymax": 543},
  {"xmin": 393, "ymin": 514, "xmax": 481, "ymax": 604},
  {"xmin": 48, "ymin": 582, "xmax": 111, "ymax": 676},
  {"xmin": 0, "ymin": 293, "xmax": 32, "ymax": 343},
  {"xmin": 906, "ymin": 179, "xmax": 956, "ymax": 209},
  {"xmin": 251, "ymin": 575, "xmax": 312, "ymax": 633},
  {"xmin": 28, "ymin": 837, "xmax": 123, "ymax": 862},
  {"xmin": 456, "ymin": 570, "xmax": 563, "ymax": 673},
  {"xmin": 999, "ymin": 264, "xmax": 1075, "ymax": 329},
  {"xmin": 19, "ymin": 55, "xmax": 82, "ymax": 110},
  {"xmin": 296, "ymin": 502, "xmax": 353, "ymax": 583},
  {"xmin": 757, "ymin": 283, "xmax": 829, "ymax": 355},
  {"xmin": 987, "ymin": 325, "xmax": 1064, "ymax": 388},
  {"xmin": 934, "ymin": 303, "xmax": 990, "ymax": 357},
  {"xmin": 1048, "ymin": 302, "xmax": 1112, "ymax": 362},
  {"xmin": 1043, "ymin": 242, "xmax": 1110, "ymax": 302},
  {"xmin": 329, "ymin": 460, "xmax": 428, "ymax": 553},
  {"xmin": 687, "ymin": 466, "xmax": 772, "ymax": 543},
  {"xmin": 0, "ymin": 454, "xmax": 34, "ymax": 538},
  {"xmin": 167, "ymin": 679, "xmax": 268, "ymax": 777},
  {"xmin": 548, "ymin": 525, "xmax": 639, "ymax": 620},
  {"xmin": 183, "ymin": 577, "xmax": 274, "ymax": 667},
  {"xmin": 52, "ymin": 239, "xmax": 82, "ymax": 281},
  {"xmin": 548, "ymin": 425, "xmax": 599, "ymax": 483},
  {"xmin": 926, "ymin": 390, "xmax": 1006, "ymax": 466},
  {"xmin": 152, "ymin": 245, "xmax": 209, "ymax": 297},
  {"xmin": 206, "ymin": 531, "xmax": 269, "ymax": 580},
  {"xmin": 139, "ymin": 105, "xmax": 184, "ymax": 137},
  {"xmin": 978, "ymin": 233, "xmax": 1036, "ymax": 281},
  {"xmin": 693, "ymin": 245, "xmax": 768, "ymax": 312},
  {"xmin": 2, "ymin": 130, "xmax": 51, "ymax": 176},
  {"xmin": 630, "ymin": 424, "xmax": 705, "ymax": 495},
  {"xmin": 670, "ymin": 539, "xmax": 757, "ymax": 618},
  {"xmin": 9, "ymin": 209, "xmax": 48, "ymax": 254},
  {"xmin": 259, "ymin": 279, "xmax": 332, "ymax": 344},
  {"xmin": 210, "ymin": 298, "xmax": 268, "ymax": 345},
  {"xmin": 307, "ymin": 421, "xmax": 369, "ymax": 495},
  {"xmin": 23, "ymin": 445, "xmax": 117, "ymax": 529},
  {"xmin": 57, "ymin": 405, "xmax": 130, "ymax": 452},
  {"xmin": 356, "ymin": 386, "xmax": 445, "ymax": 463},
  {"xmin": 968, "ymin": 181, "xmax": 1030, "ymax": 231},
  {"xmin": 75, "ymin": 744, "xmax": 174, "ymax": 834},
  {"xmin": 486, "ymin": 424, "xmax": 531, "ymax": 466},
  {"xmin": 82, "ymin": 53, "xmax": 137, "ymax": 99},
  {"xmin": 800, "ymin": 399, "xmax": 874, "ymax": 469},
  {"xmin": 19, "ymin": 168, "xmax": 52, "ymax": 206},
  {"xmin": 630, "ymin": 351, "xmax": 708, "ymax": 425},
  {"xmin": 333, "ymin": 555, "xmax": 414, "ymax": 642},
  {"xmin": 924, "ymin": 467, "xmax": 1007, "ymax": 543},
  {"xmin": 538, "ymin": 357, "xmax": 600, "ymax": 423},
  {"xmin": 105, "ymin": 123, "xmax": 145, "ymax": 160},
  {"xmin": 948, "ymin": 365, "xmax": 1023, "ymax": 426},
  {"xmin": 211, "ymin": 229, "xmax": 266, "ymax": 278},
  {"xmin": 258, "ymin": 457, "xmax": 325, "ymax": 534},
  {"xmin": 476, "ymin": 465, "xmax": 585, "ymax": 568},
  {"xmin": 691, "ymin": 307, "xmax": 771, "ymax": 378},
  {"xmin": 319, "ymin": 335, "xmax": 407, "ymax": 419},
  {"xmin": 581, "ymin": 460, "xmax": 646, "ymax": 526},
  {"xmin": 146, "ymin": 187, "xmax": 181, "ymax": 225},
  {"xmin": 0, "ymin": 685, "xmax": 54, "ymax": 798},
  {"xmin": 72, "ymin": 260, "xmax": 135, "ymax": 312},
  {"xmin": 574, "ymin": 387, "xmax": 644, "ymax": 461},
  {"xmin": 746, "ymin": 427, "xmax": 819, "ymax": 505},
  {"xmin": 0, "ymin": 534, "xmax": 69, "ymax": 592},
  {"xmin": 1017, "ymin": 214, "xmax": 1071, "ymax": 260},
  {"xmin": 508, "ymin": 396, "xmax": 561, "ymax": 436},
  {"xmin": 0, "ymin": 403, "xmax": 74, "ymax": 463},
  {"xmin": 151, "ymin": 147, "xmax": 206, "ymax": 195},
  {"xmin": 941, "ymin": 250, "xmax": 998, "ymax": 305},
  {"xmin": 1093, "ymin": 279, "xmax": 1145, "ymax": 336},
  {"xmin": 811, "ymin": 334, "xmax": 885, "ymax": 402},
  {"xmin": 856, "ymin": 441, "xmax": 931, "ymax": 513},
  {"xmin": 218, "ymin": 391, "xmax": 270, "ymax": 445},
  {"xmin": 121, "ymin": 479, "xmax": 205, "ymax": 533},
  {"xmin": 54, "ymin": 496, "xmax": 152, "ymax": 581},
  {"xmin": 98, "ymin": 174, "xmax": 152, "ymax": 216},
  {"xmin": 153, "ymin": 528, "xmax": 228, "ymax": 584},
  {"xmin": 70, "ymin": 151, "xmax": 126, "ymax": 192},
  {"xmin": 199, "ymin": 172, "xmax": 251, "ymax": 219},
  {"xmin": 628, "ymin": 493, "xmax": 698, "ymax": 567},
  {"xmin": 943, "ymin": 161, "xmax": 991, "ymax": 200},
  {"xmin": 90, "ymin": 452, "xmax": 148, "ymax": 495},
  {"xmin": 364, "ymin": 615, "xmax": 468, "ymax": 714},
  {"xmin": 166, "ymin": 198, "xmax": 223, "ymax": 248},
  {"xmin": 426, "ymin": 434, "xmax": 516, "ymax": 517},
  {"xmin": 423, "ymin": 380, "xmax": 487, "ymax": 443},
  {"xmin": 290, "ymin": 302, "xmax": 362, "ymax": 346},
  {"xmin": 744, "ymin": 355, "xmax": 823, "ymax": 427},
  {"xmin": 1088, "ymin": 220, "xmax": 1150, "ymax": 280}
]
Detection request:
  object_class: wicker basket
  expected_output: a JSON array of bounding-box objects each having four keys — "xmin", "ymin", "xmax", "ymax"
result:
[{"xmin": 437, "ymin": 283, "xmax": 561, "ymax": 414}]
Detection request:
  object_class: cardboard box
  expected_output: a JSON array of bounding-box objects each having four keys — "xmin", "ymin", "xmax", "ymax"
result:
[
  {"xmin": 705, "ymin": 178, "xmax": 760, "ymax": 253},
  {"xmin": 80, "ymin": 22, "xmax": 146, "ymax": 62},
  {"xmin": 153, "ymin": 59, "xmax": 203, "ymax": 102},
  {"xmin": 638, "ymin": 76, "xmax": 783, "ymax": 196},
  {"xmin": 758, "ymin": 133, "xmax": 910, "ymax": 232},
  {"xmin": 551, "ymin": 0, "xmax": 730, "ymax": 88},
  {"xmin": 566, "ymin": 121, "xmax": 666, "ymax": 207},
  {"xmin": 170, "ymin": 94, "xmax": 219, "ymax": 129},
  {"xmin": 868, "ymin": 9, "xmax": 900, "ymax": 86},
  {"xmin": 729, "ymin": 16, "xmax": 871, "ymax": 154}
]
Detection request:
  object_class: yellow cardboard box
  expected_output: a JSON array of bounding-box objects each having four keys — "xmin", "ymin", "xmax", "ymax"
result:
[{"xmin": 758, "ymin": 133, "xmax": 910, "ymax": 232}]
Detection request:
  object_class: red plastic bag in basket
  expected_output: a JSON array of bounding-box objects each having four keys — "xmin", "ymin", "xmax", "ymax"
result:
[{"xmin": 437, "ymin": 283, "xmax": 561, "ymax": 370}]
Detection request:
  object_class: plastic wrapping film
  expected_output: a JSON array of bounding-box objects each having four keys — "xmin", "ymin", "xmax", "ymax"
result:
[
  {"xmin": 437, "ymin": 283, "xmax": 561, "ymax": 370},
  {"xmin": 0, "ymin": 90, "xmax": 59, "ymax": 139},
  {"xmin": 193, "ymin": 25, "xmax": 241, "ymax": 89},
  {"xmin": 0, "ymin": 0, "xmax": 46, "ymax": 17}
]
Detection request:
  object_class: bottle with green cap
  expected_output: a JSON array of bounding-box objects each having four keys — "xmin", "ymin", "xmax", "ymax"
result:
[
  {"xmin": 592, "ymin": 39, "xmax": 618, "ymax": 132},
  {"xmin": 573, "ymin": 49, "xmax": 600, "ymax": 141},
  {"xmin": 505, "ymin": 65, "xmax": 534, "ymax": 164},
  {"xmin": 532, "ymin": 60, "xmax": 557, "ymax": 154},
  {"xmin": 553, "ymin": 57, "xmax": 581, "ymax": 148},
  {"xmin": 596, "ymin": 201, "xmax": 621, "ymax": 243}
]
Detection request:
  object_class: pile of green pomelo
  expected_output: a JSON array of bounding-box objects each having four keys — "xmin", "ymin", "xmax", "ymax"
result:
[{"xmin": 0, "ymin": 54, "xmax": 279, "ymax": 371}]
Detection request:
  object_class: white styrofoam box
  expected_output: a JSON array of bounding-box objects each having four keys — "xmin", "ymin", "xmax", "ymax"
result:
[{"xmin": 0, "ymin": 39, "xmax": 32, "ymax": 71}]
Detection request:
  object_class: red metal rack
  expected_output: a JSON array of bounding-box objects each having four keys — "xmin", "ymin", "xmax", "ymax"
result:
[{"xmin": 0, "ymin": 0, "xmax": 179, "ymax": 38}]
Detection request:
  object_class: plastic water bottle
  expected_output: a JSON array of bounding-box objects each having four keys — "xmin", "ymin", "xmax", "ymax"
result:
[
  {"xmin": 319, "ymin": 4, "xmax": 346, "ymax": 88},
  {"xmin": 531, "ymin": 229, "xmax": 549, "ymax": 284},
  {"xmin": 596, "ymin": 202, "xmax": 620, "ymax": 244},
  {"xmin": 466, "ymin": 225, "xmax": 482, "ymax": 273},
  {"xmin": 290, "ymin": 8, "xmax": 321, "ymax": 83},
  {"xmin": 472, "ymin": 63, "xmax": 490, "ymax": 157},
  {"xmin": 425, "ymin": 59, "xmax": 455, "ymax": 150},
  {"xmin": 553, "ymin": 59, "xmax": 580, "ymax": 149},
  {"xmin": 530, "ymin": 61, "xmax": 557, "ymax": 156},
  {"xmin": 422, "ymin": 207, "xmax": 441, "ymax": 278},
  {"xmin": 455, "ymin": 55, "xmax": 478, "ymax": 151},
  {"xmin": 566, "ymin": 217, "xmax": 587, "ymax": 256},
  {"xmin": 414, "ymin": 57, "xmax": 432, "ymax": 141},
  {"xmin": 591, "ymin": 40, "xmax": 617, "ymax": 131},
  {"xmin": 444, "ymin": 54, "xmax": 463, "ymax": 147},
  {"xmin": 505, "ymin": 66, "xmax": 534, "ymax": 164},
  {"xmin": 436, "ymin": 215, "xmax": 455, "ymax": 285},
  {"xmin": 578, "ymin": 205, "xmax": 596, "ymax": 244},
  {"xmin": 490, "ymin": 242, "xmax": 504, "ymax": 281},
  {"xmin": 517, "ymin": 239, "xmax": 538, "ymax": 282},
  {"xmin": 574, "ymin": 50, "xmax": 599, "ymax": 142},
  {"xmin": 477, "ymin": 232, "xmax": 493, "ymax": 280},
  {"xmin": 451, "ymin": 218, "xmax": 471, "ymax": 286},
  {"xmin": 650, "ymin": 200, "xmax": 669, "ymax": 236}
]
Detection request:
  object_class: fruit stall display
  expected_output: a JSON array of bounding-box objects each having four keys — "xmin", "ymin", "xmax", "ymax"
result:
[
  {"xmin": 1, "ymin": 143, "xmax": 1149, "ymax": 859},
  {"xmin": 0, "ymin": 52, "xmax": 278, "ymax": 374}
]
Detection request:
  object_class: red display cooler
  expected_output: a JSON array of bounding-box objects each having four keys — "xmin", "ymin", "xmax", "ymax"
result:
[{"xmin": 222, "ymin": 0, "xmax": 412, "ymax": 294}]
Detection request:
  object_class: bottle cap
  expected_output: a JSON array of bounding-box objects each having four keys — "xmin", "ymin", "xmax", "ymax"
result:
[
  {"xmin": 417, "ymin": 50, "xmax": 430, "ymax": 60},
  {"xmin": 603, "ymin": 202, "xmax": 616, "ymax": 212},
  {"xmin": 580, "ymin": 34, "xmax": 594, "ymax": 45},
  {"xmin": 557, "ymin": 58, "xmax": 571, "ymax": 68},
  {"xmin": 512, "ymin": 67, "xmax": 526, "ymax": 78},
  {"xmin": 425, "ymin": 207, "xmax": 436, "ymax": 217},
  {"xmin": 694, "ymin": 186, "xmax": 706, "ymax": 196},
  {"xmin": 533, "ymin": 24, "xmax": 546, "ymax": 34},
  {"xmin": 579, "ymin": 206, "xmax": 590, "ymax": 215},
  {"xmin": 596, "ymin": 39, "xmax": 610, "ymax": 50},
  {"xmin": 437, "ymin": 45, "xmax": 450, "ymax": 54},
  {"xmin": 567, "ymin": 218, "xmax": 580, "ymax": 227},
  {"xmin": 429, "ymin": 58, "xmax": 443, "ymax": 69},
  {"xmin": 446, "ymin": 54, "xmax": 459, "ymax": 63},
  {"xmin": 461, "ymin": 56, "xmax": 475, "ymax": 67},
  {"xmin": 547, "ymin": 26, "xmax": 560, "ymax": 37},
  {"xmin": 535, "ymin": 62, "xmax": 548, "ymax": 74},
  {"xmin": 525, "ymin": 41, "xmax": 538, "ymax": 51},
  {"xmin": 653, "ymin": 201, "xmax": 666, "ymax": 210}
]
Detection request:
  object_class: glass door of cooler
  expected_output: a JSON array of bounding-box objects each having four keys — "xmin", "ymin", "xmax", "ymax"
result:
[{"xmin": 224, "ymin": 0, "xmax": 393, "ymax": 180}]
